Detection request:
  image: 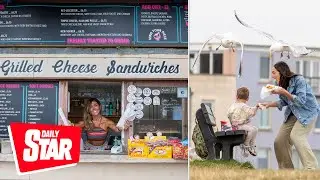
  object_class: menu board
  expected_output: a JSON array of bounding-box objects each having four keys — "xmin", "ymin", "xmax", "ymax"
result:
[
  {"xmin": 0, "ymin": 83, "xmax": 23, "ymax": 138},
  {"xmin": 179, "ymin": 5, "xmax": 188, "ymax": 43},
  {"xmin": 0, "ymin": 82, "xmax": 59, "ymax": 138},
  {"xmin": 0, "ymin": 4, "xmax": 187, "ymax": 47},
  {"xmin": 136, "ymin": 5, "xmax": 178, "ymax": 44}
]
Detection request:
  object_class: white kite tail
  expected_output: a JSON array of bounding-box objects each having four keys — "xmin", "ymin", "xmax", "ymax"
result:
[{"xmin": 192, "ymin": 34, "xmax": 220, "ymax": 69}]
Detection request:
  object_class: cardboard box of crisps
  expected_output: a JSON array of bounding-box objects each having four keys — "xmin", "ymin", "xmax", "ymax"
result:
[
  {"xmin": 128, "ymin": 139, "xmax": 149, "ymax": 158},
  {"xmin": 144, "ymin": 136, "xmax": 167, "ymax": 141},
  {"xmin": 145, "ymin": 136, "xmax": 173, "ymax": 159},
  {"xmin": 148, "ymin": 146, "xmax": 173, "ymax": 159}
]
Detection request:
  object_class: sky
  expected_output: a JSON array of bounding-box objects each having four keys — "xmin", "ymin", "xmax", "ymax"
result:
[{"xmin": 189, "ymin": 0, "xmax": 320, "ymax": 48}]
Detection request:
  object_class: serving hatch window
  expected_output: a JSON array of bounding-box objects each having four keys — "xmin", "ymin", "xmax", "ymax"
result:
[
  {"xmin": 127, "ymin": 82, "xmax": 188, "ymax": 140},
  {"xmin": 68, "ymin": 81, "xmax": 123, "ymax": 152}
]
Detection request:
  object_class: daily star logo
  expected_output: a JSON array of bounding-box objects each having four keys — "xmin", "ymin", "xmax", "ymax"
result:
[{"xmin": 8, "ymin": 122, "xmax": 81, "ymax": 175}]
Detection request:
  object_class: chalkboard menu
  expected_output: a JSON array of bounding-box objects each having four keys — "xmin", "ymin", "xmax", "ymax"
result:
[
  {"xmin": 0, "ymin": 82, "xmax": 59, "ymax": 138},
  {"xmin": 0, "ymin": 4, "xmax": 188, "ymax": 47},
  {"xmin": 179, "ymin": 5, "xmax": 188, "ymax": 43},
  {"xmin": 136, "ymin": 5, "xmax": 178, "ymax": 44}
]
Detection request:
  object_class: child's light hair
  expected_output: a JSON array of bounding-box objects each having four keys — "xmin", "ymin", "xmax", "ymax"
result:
[{"xmin": 237, "ymin": 87, "xmax": 249, "ymax": 100}]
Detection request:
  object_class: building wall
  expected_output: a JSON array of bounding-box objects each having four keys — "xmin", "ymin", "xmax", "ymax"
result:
[
  {"xmin": 189, "ymin": 45, "xmax": 237, "ymax": 149},
  {"xmin": 189, "ymin": 74, "xmax": 236, "ymax": 148},
  {"xmin": 223, "ymin": 49, "xmax": 237, "ymax": 75},
  {"xmin": 236, "ymin": 50, "xmax": 320, "ymax": 169}
]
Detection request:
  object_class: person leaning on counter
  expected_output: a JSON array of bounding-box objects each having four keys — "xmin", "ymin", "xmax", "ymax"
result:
[{"xmin": 71, "ymin": 98, "xmax": 130, "ymax": 150}]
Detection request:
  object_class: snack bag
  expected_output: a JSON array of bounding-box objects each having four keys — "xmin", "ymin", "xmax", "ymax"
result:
[
  {"xmin": 260, "ymin": 84, "xmax": 280, "ymax": 99},
  {"xmin": 183, "ymin": 146, "xmax": 188, "ymax": 160},
  {"xmin": 172, "ymin": 138, "xmax": 188, "ymax": 160},
  {"xmin": 172, "ymin": 143, "xmax": 184, "ymax": 159}
]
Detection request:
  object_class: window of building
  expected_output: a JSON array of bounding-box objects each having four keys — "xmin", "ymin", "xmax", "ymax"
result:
[
  {"xmin": 258, "ymin": 109, "xmax": 271, "ymax": 129},
  {"xmin": 313, "ymin": 61, "xmax": 319, "ymax": 77},
  {"xmin": 199, "ymin": 53, "xmax": 210, "ymax": 74},
  {"xmin": 296, "ymin": 60, "xmax": 320, "ymax": 95},
  {"xmin": 191, "ymin": 51, "xmax": 223, "ymax": 75},
  {"xmin": 213, "ymin": 53, "xmax": 223, "ymax": 74},
  {"xmin": 257, "ymin": 148, "xmax": 270, "ymax": 169},
  {"xmin": 260, "ymin": 56, "xmax": 270, "ymax": 80},
  {"xmin": 303, "ymin": 61, "xmax": 311, "ymax": 77},
  {"xmin": 296, "ymin": 61, "xmax": 301, "ymax": 74}
]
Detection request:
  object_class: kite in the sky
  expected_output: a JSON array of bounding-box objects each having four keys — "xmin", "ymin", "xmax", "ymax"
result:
[
  {"xmin": 234, "ymin": 10, "xmax": 314, "ymax": 60},
  {"xmin": 191, "ymin": 32, "xmax": 244, "ymax": 77}
]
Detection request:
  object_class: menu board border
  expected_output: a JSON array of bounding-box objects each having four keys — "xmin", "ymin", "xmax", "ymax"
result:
[
  {"xmin": 178, "ymin": 6, "xmax": 188, "ymax": 44},
  {"xmin": 135, "ymin": 5, "xmax": 179, "ymax": 44},
  {"xmin": 0, "ymin": 4, "xmax": 188, "ymax": 47},
  {"xmin": 0, "ymin": 81, "xmax": 59, "ymax": 139}
]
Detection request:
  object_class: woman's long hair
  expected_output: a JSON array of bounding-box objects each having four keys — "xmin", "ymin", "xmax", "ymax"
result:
[
  {"xmin": 274, "ymin": 61, "xmax": 296, "ymax": 89},
  {"xmin": 83, "ymin": 98, "xmax": 102, "ymax": 130}
]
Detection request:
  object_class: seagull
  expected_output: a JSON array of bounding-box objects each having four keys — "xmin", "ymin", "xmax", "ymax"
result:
[
  {"xmin": 191, "ymin": 32, "xmax": 244, "ymax": 77},
  {"xmin": 234, "ymin": 10, "xmax": 314, "ymax": 60}
]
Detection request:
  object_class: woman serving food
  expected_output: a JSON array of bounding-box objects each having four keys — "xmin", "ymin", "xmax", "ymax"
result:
[{"xmin": 73, "ymin": 98, "xmax": 130, "ymax": 150}]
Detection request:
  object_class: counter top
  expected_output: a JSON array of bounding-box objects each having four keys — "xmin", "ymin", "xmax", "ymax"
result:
[{"xmin": 0, "ymin": 153, "xmax": 187, "ymax": 164}]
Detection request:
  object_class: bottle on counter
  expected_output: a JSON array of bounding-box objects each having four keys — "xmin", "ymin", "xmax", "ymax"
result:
[
  {"xmin": 109, "ymin": 102, "xmax": 113, "ymax": 116},
  {"xmin": 116, "ymin": 98, "xmax": 120, "ymax": 116},
  {"xmin": 100, "ymin": 99, "xmax": 106, "ymax": 115},
  {"xmin": 105, "ymin": 103, "xmax": 109, "ymax": 116}
]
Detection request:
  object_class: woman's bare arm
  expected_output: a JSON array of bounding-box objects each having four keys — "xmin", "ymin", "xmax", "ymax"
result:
[
  {"xmin": 73, "ymin": 120, "xmax": 85, "ymax": 128},
  {"xmin": 105, "ymin": 118, "xmax": 120, "ymax": 132}
]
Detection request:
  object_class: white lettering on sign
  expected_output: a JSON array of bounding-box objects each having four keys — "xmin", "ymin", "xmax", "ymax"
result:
[
  {"xmin": 23, "ymin": 129, "xmax": 72, "ymax": 162},
  {"xmin": 0, "ymin": 60, "xmax": 43, "ymax": 76}
]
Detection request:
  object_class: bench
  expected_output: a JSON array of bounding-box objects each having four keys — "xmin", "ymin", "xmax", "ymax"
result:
[{"xmin": 196, "ymin": 103, "xmax": 246, "ymax": 160}]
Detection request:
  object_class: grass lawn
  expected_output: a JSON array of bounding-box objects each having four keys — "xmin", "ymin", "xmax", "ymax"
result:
[{"xmin": 190, "ymin": 160, "xmax": 320, "ymax": 180}]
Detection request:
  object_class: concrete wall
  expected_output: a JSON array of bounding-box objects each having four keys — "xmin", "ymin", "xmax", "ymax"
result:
[
  {"xmin": 189, "ymin": 74, "xmax": 236, "ymax": 148},
  {"xmin": 0, "ymin": 162, "xmax": 188, "ymax": 180},
  {"xmin": 223, "ymin": 49, "xmax": 237, "ymax": 75}
]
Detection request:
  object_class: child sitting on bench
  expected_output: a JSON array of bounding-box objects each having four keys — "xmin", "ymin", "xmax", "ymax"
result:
[{"xmin": 227, "ymin": 87, "xmax": 259, "ymax": 156}]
